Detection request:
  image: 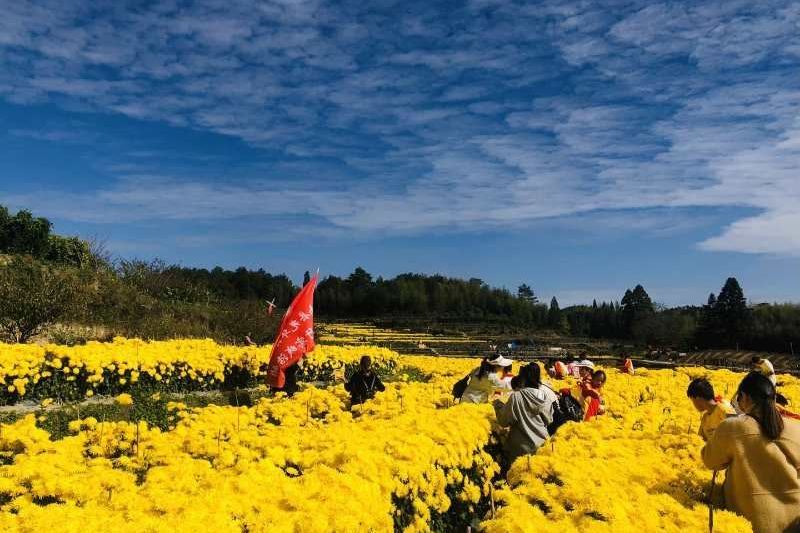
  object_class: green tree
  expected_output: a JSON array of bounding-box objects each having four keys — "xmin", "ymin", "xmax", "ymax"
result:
[
  {"xmin": 749, "ymin": 303, "xmax": 800, "ymax": 353},
  {"xmin": 517, "ymin": 284, "xmax": 538, "ymax": 303},
  {"xmin": 0, "ymin": 208, "xmax": 52, "ymax": 257},
  {"xmin": 715, "ymin": 277, "xmax": 751, "ymax": 348},
  {"xmin": 632, "ymin": 311, "xmax": 696, "ymax": 349},
  {"xmin": 0, "ymin": 257, "xmax": 84, "ymax": 342},
  {"xmin": 621, "ymin": 284, "xmax": 655, "ymax": 337},
  {"xmin": 46, "ymin": 235, "xmax": 92, "ymax": 268},
  {"xmin": 548, "ymin": 296, "xmax": 561, "ymax": 329},
  {"xmin": 695, "ymin": 293, "xmax": 720, "ymax": 348},
  {"xmin": 347, "ymin": 267, "xmax": 375, "ymax": 315}
]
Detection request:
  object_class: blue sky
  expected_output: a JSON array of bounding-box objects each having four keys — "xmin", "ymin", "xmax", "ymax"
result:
[{"xmin": 1, "ymin": 0, "xmax": 799, "ymax": 306}]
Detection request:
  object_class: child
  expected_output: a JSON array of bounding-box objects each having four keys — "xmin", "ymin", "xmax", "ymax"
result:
[
  {"xmin": 582, "ymin": 370, "xmax": 607, "ymax": 420},
  {"xmin": 686, "ymin": 377, "xmax": 736, "ymax": 442},
  {"xmin": 561, "ymin": 369, "xmax": 606, "ymax": 421}
]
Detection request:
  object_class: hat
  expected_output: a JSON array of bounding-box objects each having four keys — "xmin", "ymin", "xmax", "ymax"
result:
[
  {"xmin": 576, "ymin": 359, "xmax": 595, "ymax": 370},
  {"xmin": 488, "ymin": 354, "xmax": 514, "ymax": 367}
]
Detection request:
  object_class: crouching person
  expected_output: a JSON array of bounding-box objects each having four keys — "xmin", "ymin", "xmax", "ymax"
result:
[
  {"xmin": 702, "ymin": 372, "xmax": 800, "ymax": 533},
  {"xmin": 686, "ymin": 377, "xmax": 736, "ymax": 442},
  {"xmin": 345, "ymin": 355, "xmax": 386, "ymax": 405},
  {"xmin": 493, "ymin": 363, "xmax": 558, "ymax": 466}
]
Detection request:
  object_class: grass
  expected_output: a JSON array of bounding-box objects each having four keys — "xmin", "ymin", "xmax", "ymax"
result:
[{"xmin": 0, "ymin": 386, "xmax": 277, "ymax": 440}]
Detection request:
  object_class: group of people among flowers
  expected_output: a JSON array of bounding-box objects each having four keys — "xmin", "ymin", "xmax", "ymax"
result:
[
  {"xmin": 270, "ymin": 353, "xmax": 386, "ymax": 406},
  {"xmin": 455, "ymin": 354, "xmax": 608, "ymax": 464},
  {"xmin": 457, "ymin": 351, "xmax": 800, "ymax": 533},
  {"xmin": 688, "ymin": 356, "xmax": 800, "ymax": 533}
]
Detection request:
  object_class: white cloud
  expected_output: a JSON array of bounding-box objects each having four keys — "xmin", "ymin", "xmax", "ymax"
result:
[
  {"xmin": 1, "ymin": 0, "xmax": 799, "ymax": 257},
  {"xmin": 699, "ymin": 210, "xmax": 800, "ymax": 256}
]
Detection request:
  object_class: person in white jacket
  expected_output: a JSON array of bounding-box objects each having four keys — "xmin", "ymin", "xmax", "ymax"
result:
[
  {"xmin": 493, "ymin": 363, "xmax": 558, "ymax": 465},
  {"xmin": 460, "ymin": 355, "xmax": 513, "ymax": 404},
  {"xmin": 751, "ymin": 356, "xmax": 777, "ymax": 386}
]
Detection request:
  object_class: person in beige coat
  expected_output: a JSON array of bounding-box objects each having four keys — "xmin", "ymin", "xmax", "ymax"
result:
[{"xmin": 703, "ymin": 372, "xmax": 800, "ymax": 533}]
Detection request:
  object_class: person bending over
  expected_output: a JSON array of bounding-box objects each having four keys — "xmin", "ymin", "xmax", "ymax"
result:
[{"xmin": 460, "ymin": 355, "xmax": 513, "ymax": 404}]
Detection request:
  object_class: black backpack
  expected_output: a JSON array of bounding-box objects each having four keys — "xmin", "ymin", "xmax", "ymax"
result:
[
  {"xmin": 548, "ymin": 394, "xmax": 584, "ymax": 435},
  {"xmin": 452, "ymin": 373, "xmax": 471, "ymax": 400}
]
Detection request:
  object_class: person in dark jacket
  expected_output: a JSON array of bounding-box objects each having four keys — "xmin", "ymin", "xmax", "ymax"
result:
[
  {"xmin": 345, "ymin": 355, "xmax": 386, "ymax": 405},
  {"xmin": 273, "ymin": 361, "xmax": 300, "ymax": 397}
]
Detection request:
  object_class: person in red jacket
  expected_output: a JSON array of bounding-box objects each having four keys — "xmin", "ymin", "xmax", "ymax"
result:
[
  {"xmin": 560, "ymin": 369, "xmax": 607, "ymax": 421},
  {"xmin": 552, "ymin": 360, "xmax": 568, "ymax": 379},
  {"xmin": 581, "ymin": 370, "xmax": 607, "ymax": 420},
  {"xmin": 621, "ymin": 358, "xmax": 635, "ymax": 375}
]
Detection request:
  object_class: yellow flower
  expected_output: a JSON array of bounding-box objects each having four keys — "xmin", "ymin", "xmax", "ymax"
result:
[{"xmin": 115, "ymin": 393, "xmax": 134, "ymax": 406}]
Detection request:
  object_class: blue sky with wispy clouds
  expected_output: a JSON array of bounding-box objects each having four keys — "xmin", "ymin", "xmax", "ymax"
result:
[{"xmin": 1, "ymin": 0, "xmax": 799, "ymax": 306}]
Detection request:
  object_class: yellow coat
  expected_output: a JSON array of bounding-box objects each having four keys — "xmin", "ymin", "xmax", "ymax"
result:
[{"xmin": 703, "ymin": 415, "xmax": 800, "ymax": 533}]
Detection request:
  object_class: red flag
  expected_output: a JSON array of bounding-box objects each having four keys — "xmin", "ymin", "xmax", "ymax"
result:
[{"xmin": 267, "ymin": 275, "xmax": 318, "ymax": 388}]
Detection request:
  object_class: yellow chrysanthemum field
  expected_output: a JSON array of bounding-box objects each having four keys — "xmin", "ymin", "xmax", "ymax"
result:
[
  {"xmin": 1, "ymin": 337, "xmax": 798, "ymax": 532},
  {"xmin": 0, "ymin": 338, "xmax": 397, "ymax": 402}
]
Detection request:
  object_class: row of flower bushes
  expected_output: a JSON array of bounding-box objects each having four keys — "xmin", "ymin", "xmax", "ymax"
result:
[
  {"xmin": 0, "ymin": 339, "xmax": 398, "ymax": 404},
  {"xmin": 0, "ymin": 376, "xmax": 498, "ymax": 533}
]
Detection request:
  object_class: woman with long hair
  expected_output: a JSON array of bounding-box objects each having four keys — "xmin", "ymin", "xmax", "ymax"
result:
[
  {"xmin": 493, "ymin": 363, "xmax": 558, "ymax": 465},
  {"xmin": 703, "ymin": 372, "xmax": 800, "ymax": 533}
]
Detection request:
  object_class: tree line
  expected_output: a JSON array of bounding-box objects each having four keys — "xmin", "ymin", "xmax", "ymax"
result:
[
  {"xmin": 0, "ymin": 204, "xmax": 798, "ymax": 354},
  {"xmin": 315, "ymin": 268, "xmax": 548, "ymax": 323},
  {"xmin": 563, "ymin": 278, "xmax": 800, "ymax": 353}
]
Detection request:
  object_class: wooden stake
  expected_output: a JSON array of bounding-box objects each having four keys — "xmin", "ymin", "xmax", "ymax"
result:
[
  {"xmin": 234, "ymin": 388, "xmax": 240, "ymax": 434},
  {"xmin": 708, "ymin": 470, "xmax": 718, "ymax": 533}
]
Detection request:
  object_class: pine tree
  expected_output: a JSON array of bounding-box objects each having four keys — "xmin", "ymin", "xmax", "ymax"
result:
[
  {"xmin": 620, "ymin": 285, "xmax": 654, "ymax": 338},
  {"xmin": 715, "ymin": 277, "xmax": 751, "ymax": 348},
  {"xmin": 695, "ymin": 292, "xmax": 720, "ymax": 348},
  {"xmin": 632, "ymin": 285, "xmax": 655, "ymax": 314},
  {"xmin": 517, "ymin": 284, "xmax": 538, "ymax": 303},
  {"xmin": 548, "ymin": 297, "xmax": 561, "ymax": 329}
]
